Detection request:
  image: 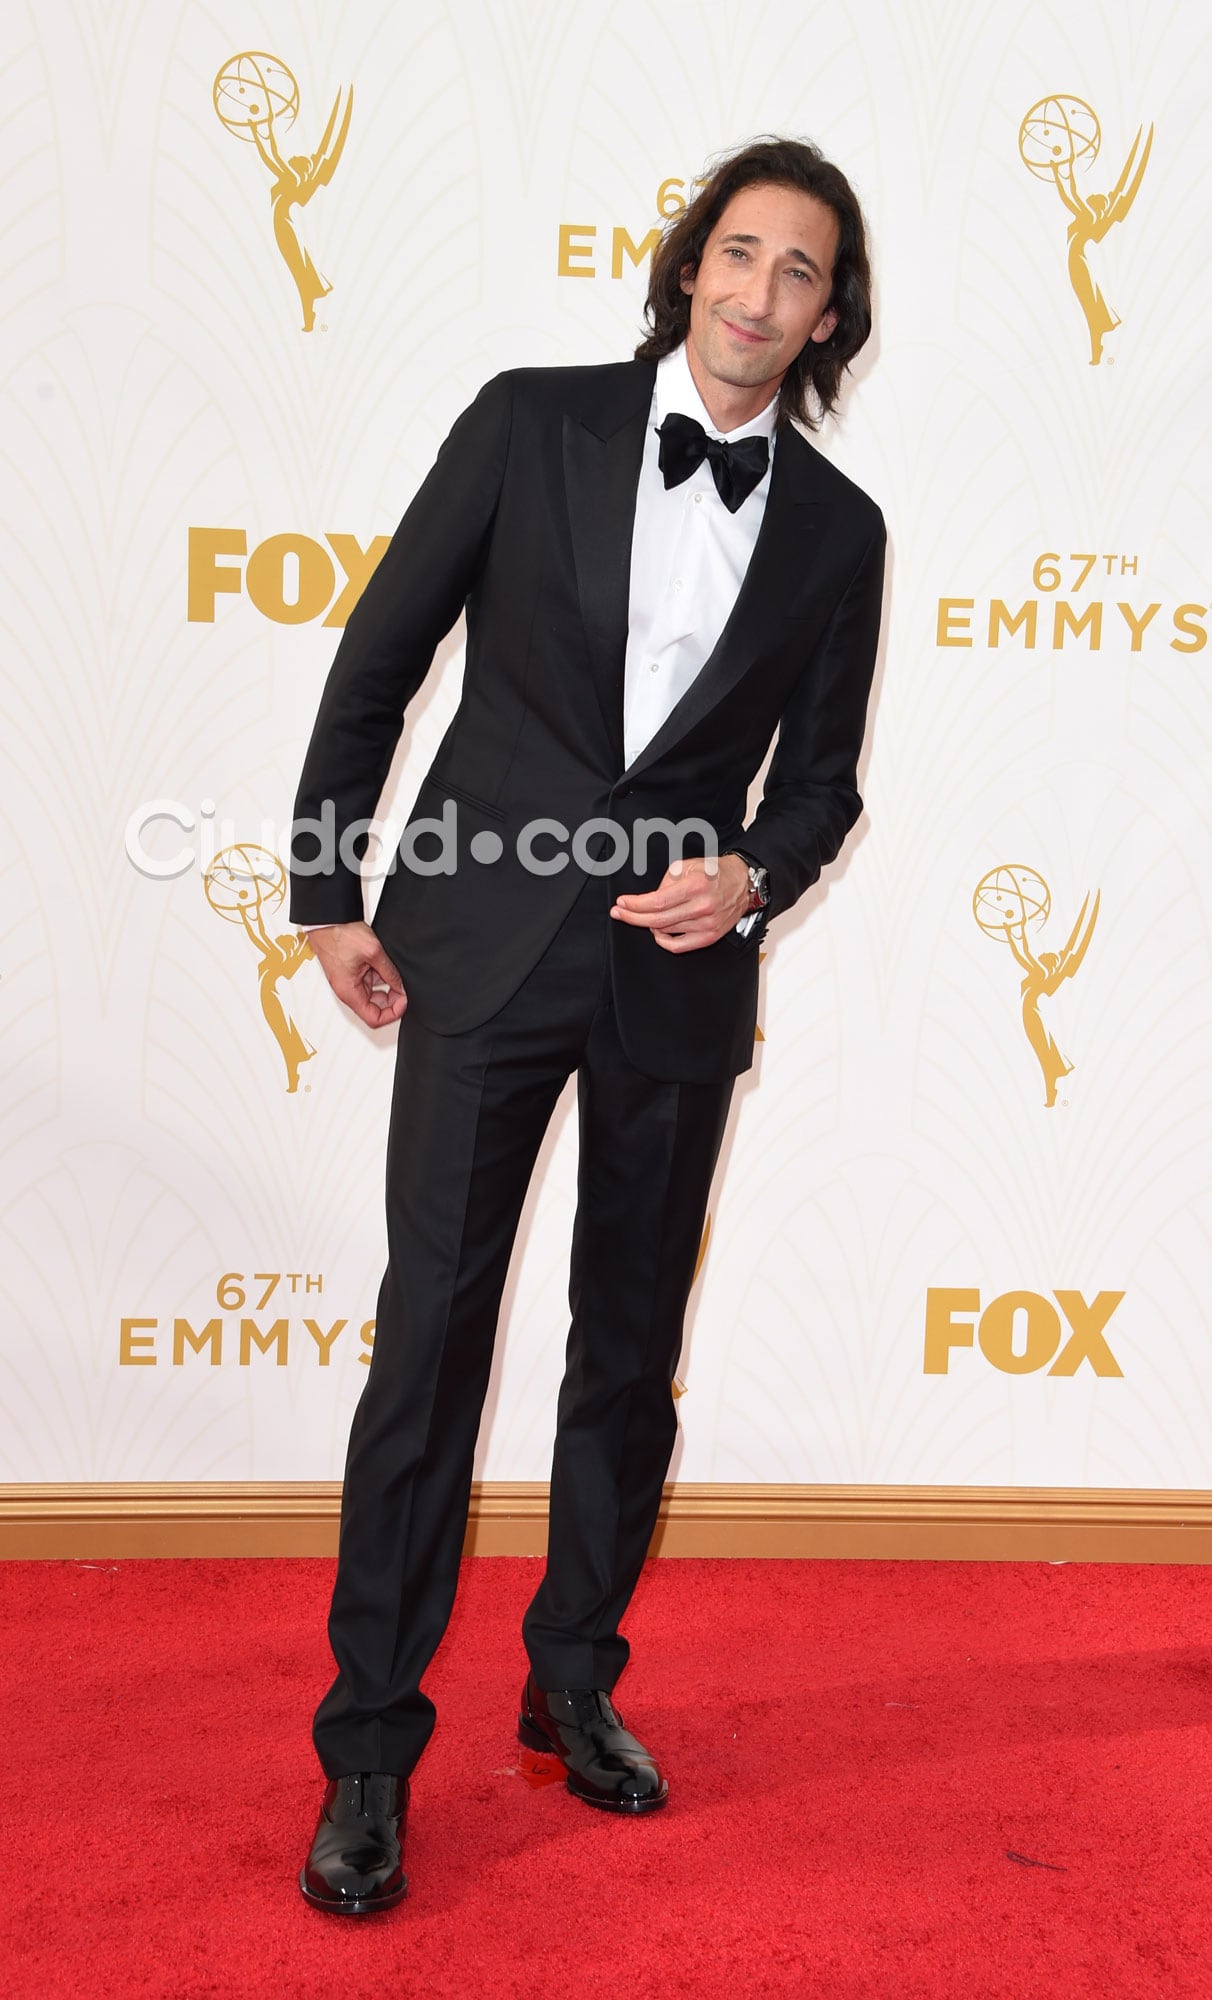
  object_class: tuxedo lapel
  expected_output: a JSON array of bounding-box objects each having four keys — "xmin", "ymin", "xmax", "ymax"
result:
[
  {"xmin": 562, "ymin": 363, "xmax": 655, "ymax": 769},
  {"xmin": 623, "ymin": 424, "xmax": 825, "ymax": 781}
]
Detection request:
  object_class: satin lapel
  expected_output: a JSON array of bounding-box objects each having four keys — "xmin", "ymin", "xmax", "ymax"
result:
[
  {"xmin": 623, "ymin": 424, "xmax": 824, "ymax": 781},
  {"xmin": 563, "ymin": 365, "xmax": 655, "ymax": 769}
]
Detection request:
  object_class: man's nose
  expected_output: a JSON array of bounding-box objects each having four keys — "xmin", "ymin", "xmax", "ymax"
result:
[{"xmin": 735, "ymin": 260, "xmax": 778, "ymax": 318}]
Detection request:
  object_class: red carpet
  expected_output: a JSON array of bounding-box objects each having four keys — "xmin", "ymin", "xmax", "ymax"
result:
[{"xmin": 2, "ymin": 1557, "xmax": 1211, "ymax": 1997}]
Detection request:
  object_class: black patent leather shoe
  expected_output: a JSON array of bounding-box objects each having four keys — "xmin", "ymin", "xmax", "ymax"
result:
[
  {"xmin": 299, "ymin": 1772, "xmax": 408, "ymax": 1914},
  {"xmin": 518, "ymin": 1672, "xmax": 668, "ymax": 1813}
]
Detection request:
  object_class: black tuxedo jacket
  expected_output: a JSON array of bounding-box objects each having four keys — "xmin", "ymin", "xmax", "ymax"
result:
[{"xmin": 289, "ymin": 359, "xmax": 885, "ymax": 1081}]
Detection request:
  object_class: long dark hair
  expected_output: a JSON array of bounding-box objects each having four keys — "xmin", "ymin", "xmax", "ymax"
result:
[{"xmin": 635, "ymin": 137, "xmax": 873, "ymax": 428}]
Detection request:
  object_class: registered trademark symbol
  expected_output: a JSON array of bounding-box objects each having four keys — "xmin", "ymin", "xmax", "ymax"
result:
[{"xmin": 321, "ymin": 323, "xmax": 329, "ymax": 333}]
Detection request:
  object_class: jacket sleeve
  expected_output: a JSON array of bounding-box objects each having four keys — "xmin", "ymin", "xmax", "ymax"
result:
[
  {"xmin": 732, "ymin": 516, "xmax": 886, "ymax": 941},
  {"xmin": 288, "ymin": 372, "xmax": 514, "ymax": 924}
]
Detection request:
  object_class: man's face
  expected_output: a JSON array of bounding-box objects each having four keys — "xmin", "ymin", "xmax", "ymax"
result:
[{"xmin": 680, "ymin": 182, "xmax": 841, "ymax": 403}]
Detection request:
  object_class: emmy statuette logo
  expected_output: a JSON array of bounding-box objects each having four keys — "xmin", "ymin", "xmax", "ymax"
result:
[
  {"xmin": 973, "ymin": 865, "xmax": 1100, "ymax": 1107},
  {"xmin": 204, "ymin": 844, "xmax": 316, "ymax": 1092},
  {"xmin": 1018, "ymin": 94, "xmax": 1152, "ymax": 365},
  {"xmin": 213, "ymin": 52, "xmax": 353, "ymax": 331}
]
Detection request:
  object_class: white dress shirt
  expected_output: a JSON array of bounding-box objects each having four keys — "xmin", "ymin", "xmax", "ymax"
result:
[{"xmin": 623, "ymin": 339, "xmax": 776, "ymax": 767}]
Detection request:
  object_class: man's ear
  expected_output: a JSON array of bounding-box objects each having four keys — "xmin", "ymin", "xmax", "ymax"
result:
[
  {"xmin": 810, "ymin": 306, "xmax": 839, "ymax": 345},
  {"xmin": 679, "ymin": 261, "xmax": 697, "ymax": 297}
]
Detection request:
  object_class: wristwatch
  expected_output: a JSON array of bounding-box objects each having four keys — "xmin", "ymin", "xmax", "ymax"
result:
[{"xmin": 727, "ymin": 851, "xmax": 770, "ymax": 914}]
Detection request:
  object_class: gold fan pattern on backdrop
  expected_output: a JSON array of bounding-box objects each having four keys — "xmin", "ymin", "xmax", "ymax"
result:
[{"xmin": 9, "ymin": 0, "xmax": 1211, "ymax": 1493}]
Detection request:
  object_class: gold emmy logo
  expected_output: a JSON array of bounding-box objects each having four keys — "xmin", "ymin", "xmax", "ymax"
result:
[
  {"xmin": 973, "ymin": 864, "xmax": 1100, "ymax": 1107},
  {"xmin": 1018, "ymin": 94, "xmax": 1152, "ymax": 365},
  {"xmin": 213, "ymin": 52, "xmax": 353, "ymax": 332},
  {"xmin": 205, "ymin": 844, "xmax": 316, "ymax": 1092}
]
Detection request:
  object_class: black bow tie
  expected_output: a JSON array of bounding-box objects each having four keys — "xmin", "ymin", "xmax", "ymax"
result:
[{"xmin": 656, "ymin": 411, "xmax": 770, "ymax": 513}]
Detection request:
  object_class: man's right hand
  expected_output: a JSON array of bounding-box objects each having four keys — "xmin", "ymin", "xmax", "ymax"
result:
[{"xmin": 305, "ymin": 922, "xmax": 407, "ymax": 1029}]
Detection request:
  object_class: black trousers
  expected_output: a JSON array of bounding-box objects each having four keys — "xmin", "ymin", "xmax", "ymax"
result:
[{"xmin": 312, "ymin": 866, "xmax": 736, "ymax": 1780}]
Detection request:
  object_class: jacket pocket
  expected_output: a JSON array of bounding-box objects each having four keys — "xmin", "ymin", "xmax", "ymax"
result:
[{"xmin": 420, "ymin": 772, "xmax": 505, "ymax": 821}]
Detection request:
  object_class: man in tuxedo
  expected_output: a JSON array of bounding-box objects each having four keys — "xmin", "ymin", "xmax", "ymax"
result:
[{"xmin": 291, "ymin": 136, "xmax": 885, "ymax": 1914}]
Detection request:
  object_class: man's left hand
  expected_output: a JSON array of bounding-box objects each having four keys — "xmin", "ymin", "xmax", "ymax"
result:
[{"xmin": 609, "ymin": 853, "xmax": 752, "ymax": 952}]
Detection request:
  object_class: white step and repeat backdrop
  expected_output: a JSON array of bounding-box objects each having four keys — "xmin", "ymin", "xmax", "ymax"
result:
[{"xmin": 2, "ymin": 1, "xmax": 1209, "ymax": 1491}]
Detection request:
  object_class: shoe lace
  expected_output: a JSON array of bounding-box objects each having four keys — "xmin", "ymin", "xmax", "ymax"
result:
[
  {"xmin": 566, "ymin": 1688, "xmax": 614, "ymax": 1727},
  {"xmin": 335, "ymin": 1772, "xmax": 404, "ymax": 1820}
]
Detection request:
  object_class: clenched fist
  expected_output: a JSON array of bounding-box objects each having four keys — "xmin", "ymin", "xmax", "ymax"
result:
[{"xmin": 305, "ymin": 921, "xmax": 407, "ymax": 1028}]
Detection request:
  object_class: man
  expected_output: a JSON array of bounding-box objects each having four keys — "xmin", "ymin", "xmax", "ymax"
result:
[{"xmin": 289, "ymin": 136, "xmax": 885, "ymax": 1914}]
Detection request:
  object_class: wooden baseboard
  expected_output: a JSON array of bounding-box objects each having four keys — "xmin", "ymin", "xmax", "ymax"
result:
[{"xmin": 2, "ymin": 1482, "xmax": 1211, "ymax": 1561}]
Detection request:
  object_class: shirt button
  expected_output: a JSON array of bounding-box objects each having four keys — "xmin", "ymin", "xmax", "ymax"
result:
[
  {"xmin": 649, "ymin": 661, "xmax": 660, "ymax": 673},
  {"xmin": 692, "ymin": 492, "xmax": 703, "ymax": 505},
  {"xmin": 673, "ymin": 578, "xmax": 684, "ymax": 592}
]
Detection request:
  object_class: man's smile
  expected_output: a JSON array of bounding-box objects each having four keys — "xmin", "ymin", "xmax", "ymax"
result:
[{"xmin": 718, "ymin": 315, "xmax": 775, "ymax": 345}]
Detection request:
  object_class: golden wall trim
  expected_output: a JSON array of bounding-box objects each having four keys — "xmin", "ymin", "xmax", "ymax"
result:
[{"xmin": 2, "ymin": 1482, "xmax": 1211, "ymax": 1561}]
